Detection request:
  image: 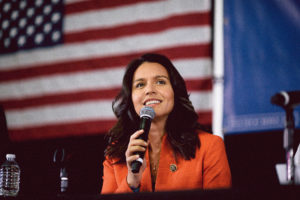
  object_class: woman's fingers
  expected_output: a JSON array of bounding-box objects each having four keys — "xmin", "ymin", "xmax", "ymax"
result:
[
  {"xmin": 130, "ymin": 129, "xmax": 144, "ymax": 140},
  {"xmin": 126, "ymin": 154, "xmax": 140, "ymax": 163},
  {"xmin": 126, "ymin": 130, "xmax": 148, "ymax": 157}
]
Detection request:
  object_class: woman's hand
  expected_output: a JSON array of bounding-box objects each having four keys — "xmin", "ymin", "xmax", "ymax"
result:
[{"xmin": 125, "ymin": 129, "xmax": 148, "ymax": 188}]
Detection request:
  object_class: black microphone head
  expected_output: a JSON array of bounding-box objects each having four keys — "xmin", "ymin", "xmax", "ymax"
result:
[
  {"xmin": 271, "ymin": 91, "xmax": 287, "ymax": 106},
  {"xmin": 140, "ymin": 106, "xmax": 155, "ymax": 119},
  {"xmin": 271, "ymin": 90, "xmax": 300, "ymax": 108}
]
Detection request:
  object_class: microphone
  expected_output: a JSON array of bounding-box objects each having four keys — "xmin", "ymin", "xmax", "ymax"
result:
[
  {"xmin": 131, "ymin": 106, "xmax": 155, "ymax": 173},
  {"xmin": 53, "ymin": 148, "xmax": 69, "ymax": 193},
  {"xmin": 271, "ymin": 91, "xmax": 300, "ymax": 109}
]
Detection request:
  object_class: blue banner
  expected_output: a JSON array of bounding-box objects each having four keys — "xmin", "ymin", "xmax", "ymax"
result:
[{"xmin": 223, "ymin": 0, "xmax": 300, "ymax": 134}]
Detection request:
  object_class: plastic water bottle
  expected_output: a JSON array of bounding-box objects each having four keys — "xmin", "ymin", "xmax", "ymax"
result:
[{"xmin": 0, "ymin": 154, "xmax": 21, "ymax": 197}]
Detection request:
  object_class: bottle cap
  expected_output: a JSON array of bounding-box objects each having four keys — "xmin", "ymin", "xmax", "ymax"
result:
[{"xmin": 6, "ymin": 154, "xmax": 16, "ymax": 161}]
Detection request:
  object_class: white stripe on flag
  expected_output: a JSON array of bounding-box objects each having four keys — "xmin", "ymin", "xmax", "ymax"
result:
[
  {"xmin": 175, "ymin": 58, "xmax": 212, "ymax": 79},
  {"xmin": 6, "ymin": 100, "xmax": 114, "ymax": 128},
  {"xmin": 190, "ymin": 91, "xmax": 212, "ymax": 111}
]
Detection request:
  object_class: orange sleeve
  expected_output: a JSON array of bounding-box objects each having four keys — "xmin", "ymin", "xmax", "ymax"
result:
[
  {"xmin": 202, "ymin": 135, "xmax": 232, "ymax": 189},
  {"xmin": 101, "ymin": 158, "xmax": 133, "ymax": 194}
]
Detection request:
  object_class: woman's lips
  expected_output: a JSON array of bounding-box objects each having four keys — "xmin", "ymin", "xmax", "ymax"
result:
[{"xmin": 144, "ymin": 99, "xmax": 161, "ymax": 106}]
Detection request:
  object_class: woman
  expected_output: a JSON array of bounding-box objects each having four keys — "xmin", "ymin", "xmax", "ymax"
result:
[{"xmin": 101, "ymin": 53, "xmax": 231, "ymax": 193}]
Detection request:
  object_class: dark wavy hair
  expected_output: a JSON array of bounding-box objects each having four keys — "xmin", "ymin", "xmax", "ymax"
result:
[{"xmin": 105, "ymin": 53, "xmax": 206, "ymax": 162}]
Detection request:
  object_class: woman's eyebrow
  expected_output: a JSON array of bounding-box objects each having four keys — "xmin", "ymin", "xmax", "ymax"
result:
[
  {"xmin": 155, "ymin": 75, "xmax": 170, "ymax": 80},
  {"xmin": 133, "ymin": 75, "xmax": 169, "ymax": 83},
  {"xmin": 133, "ymin": 78, "xmax": 144, "ymax": 83}
]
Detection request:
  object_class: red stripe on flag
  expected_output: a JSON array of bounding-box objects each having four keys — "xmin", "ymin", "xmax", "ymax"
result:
[
  {"xmin": 185, "ymin": 78, "xmax": 212, "ymax": 91},
  {"xmin": 197, "ymin": 111, "xmax": 212, "ymax": 125},
  {"xmin": 1, "ymin": 88, "xmax": 119, "ymax": 110},
  {"xmin": 0, "ymin": 44, "xmax": 211, "ymax": 82},
  {"xmin": 9, "ymin": 119, "xmax": 117, "ymax": 142},
  {"xmin": 65, "ymin": 12, "xmax": 211, "ymax": 43},
  {"xmin": 65, "ymin": 0, "xmax": 162, "ymax": 15}
]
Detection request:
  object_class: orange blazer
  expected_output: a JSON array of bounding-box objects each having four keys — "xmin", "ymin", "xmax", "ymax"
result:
[{"xmin": 101, "ymin": 132, "xmax": 232, "ymax": 194}]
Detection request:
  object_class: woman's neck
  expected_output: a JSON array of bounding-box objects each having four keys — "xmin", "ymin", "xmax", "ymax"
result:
[{"xmin": 148, "ymin": 118, "xmax": 166, "ymax": 149}]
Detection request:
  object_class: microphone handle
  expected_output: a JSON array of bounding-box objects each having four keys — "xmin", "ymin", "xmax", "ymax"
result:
[
  {"xmin": 131, "ymin": 117, "xmax": 151, "ymax": 173},
  {"xmin": 131, "ymin": 160, "xmax": 142, "ymax": 173}
]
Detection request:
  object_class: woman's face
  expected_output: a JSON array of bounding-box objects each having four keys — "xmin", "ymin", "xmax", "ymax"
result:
[{"xmin": 131, "ymin": 62, "xmax": 174, "ymax": 121}]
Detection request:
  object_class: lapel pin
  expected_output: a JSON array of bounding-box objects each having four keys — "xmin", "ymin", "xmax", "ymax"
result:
[{"xmin": 170, "ymin": 164, "xmax": 177, "ymax": 172}]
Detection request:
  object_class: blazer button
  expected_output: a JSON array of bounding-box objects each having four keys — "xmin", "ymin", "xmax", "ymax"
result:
[{"xmin": 170, "ymin": 164, "xmax": 177, "ymax": 172}]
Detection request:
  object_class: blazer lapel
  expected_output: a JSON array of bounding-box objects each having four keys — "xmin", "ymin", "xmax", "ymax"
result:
[{"xmin": 154, "ymin": 135, "xmax": 177, "ymax": 190}]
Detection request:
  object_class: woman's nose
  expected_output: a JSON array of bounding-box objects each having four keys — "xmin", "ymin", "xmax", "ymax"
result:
[{"xmin": 145, "ymin": 83, "xmax": 156, "ymax": 95}]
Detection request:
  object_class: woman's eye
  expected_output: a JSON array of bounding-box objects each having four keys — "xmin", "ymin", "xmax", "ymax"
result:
[
  {"xmin": 157, "ymin": 80, "xmax": 166, "ymax": 85},
  {"xmin": 135, "ymin": 83, "xmax": 144, "ymax": 88}
]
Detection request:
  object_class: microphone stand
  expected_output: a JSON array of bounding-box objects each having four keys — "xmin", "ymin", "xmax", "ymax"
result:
[
  {"xmin": 283, "ymin": 107, "xmax": 295, "ymax": 184},
  {"xmin": 60, "ymin": 167, "xmax": 68, "ymax": 193}
]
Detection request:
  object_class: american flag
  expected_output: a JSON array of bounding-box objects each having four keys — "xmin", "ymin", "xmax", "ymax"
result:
[{"xmin": 0, "ymin": 0, "xmax": 212, "ymax": 141}]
